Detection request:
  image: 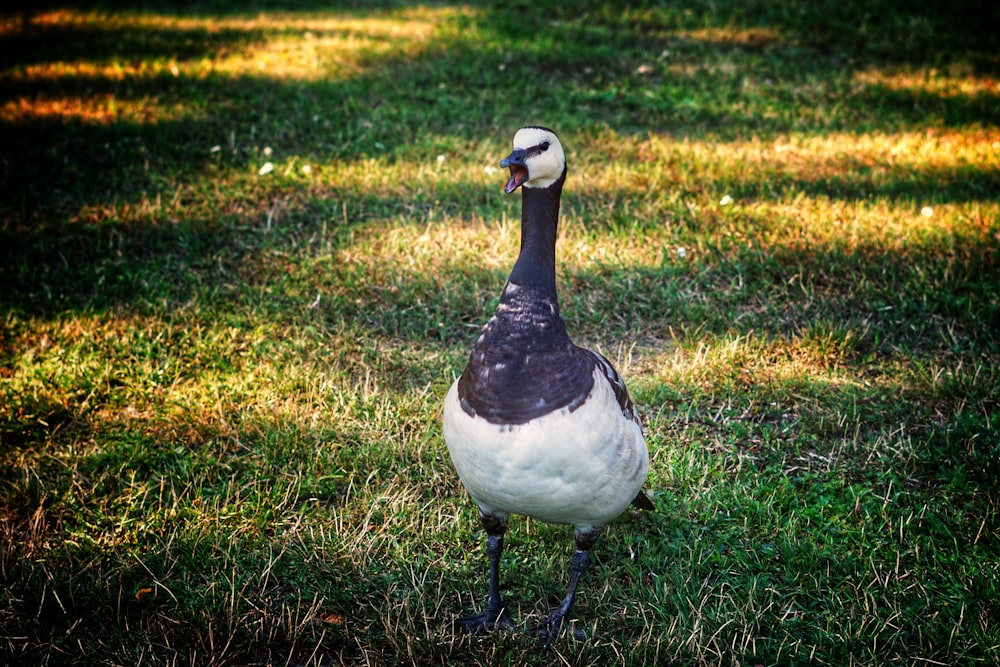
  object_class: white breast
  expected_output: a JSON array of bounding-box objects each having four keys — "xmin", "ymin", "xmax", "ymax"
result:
[{"xmin": 443, "ymin": 368, "xmax": 648, "ymax": 532}]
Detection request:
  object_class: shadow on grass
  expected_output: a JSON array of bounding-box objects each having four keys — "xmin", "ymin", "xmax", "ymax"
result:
[
  {"xmin": 0, "ymin": 409, "xmax": 390, "ymax": 664},
  {"xmin": 3, "ymin": 518, "xmax": 367, "ymax": 665}
]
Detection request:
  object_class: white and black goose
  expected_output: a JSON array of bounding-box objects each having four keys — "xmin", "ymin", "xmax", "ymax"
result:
[{"xmin": 443, "ymin": 126, "xmax": 653, "ymax": 648}]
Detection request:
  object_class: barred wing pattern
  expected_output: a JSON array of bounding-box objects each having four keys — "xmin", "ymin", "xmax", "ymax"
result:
[{"xmin": 577, "ymin": 347, "xmax": 641, "ymax": 428}]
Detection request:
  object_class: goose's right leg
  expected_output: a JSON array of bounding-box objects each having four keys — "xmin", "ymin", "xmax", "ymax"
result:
[{"xmin": 456, "ymin": 513, "xmax": 515, "ymax": 634}]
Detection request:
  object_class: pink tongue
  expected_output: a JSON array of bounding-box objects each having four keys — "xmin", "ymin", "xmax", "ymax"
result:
[{"xmin": 504, "ymin": 165, "xmax": 528, "ymax": 193}]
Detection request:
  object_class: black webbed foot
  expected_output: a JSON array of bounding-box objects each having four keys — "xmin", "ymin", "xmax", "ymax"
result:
[
  {"xmin": 456, "ymin": 604, "xmax": 515, "ymax": 635},
  {"xmin": 534, "ymin": 609, "xmax": 563, "ymax": 650},
  {"xmin": 534, "ymin": 611, "xmax": 588, "ymax": 649}
]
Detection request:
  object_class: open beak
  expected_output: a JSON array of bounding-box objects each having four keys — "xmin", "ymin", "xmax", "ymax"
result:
[{"xmin": 500, "ymin": 148, "xmax": 528, "ymax": 194}]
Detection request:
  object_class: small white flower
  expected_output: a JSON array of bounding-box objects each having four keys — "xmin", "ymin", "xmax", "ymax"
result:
[
  {"xmin": 719, "ymin": 195, "xmax": 734, "ymax": 206},
  {"xmin": 635, "ymin": 64, "xmax": 654, "ymax": 75},
  {"xmin": 437, "ymin": 154, "xmax": 447, "ymax": 164},
  {"xmin": 301, "ymin": 164, "xmax": 312, "ymax": 174},
  {"xmin": 263, "ymin": 146, "xmax": 273, "ymax": 157},
  {"xmin": 258, "ymin": 162, "xmax": 274, "ymax": 176},
  {"xmin": 484, "ymin": 165, "xmax": 499, "ymax": 175},
  {"xmin": 209, "ymin": 145, "xmax": 221, "ymax": 153},
  {"xmin": 921, "ymin": 206, "xmax": 934, "ymax": 218},
  {"xmin": 677, "ymin": 246, "xmax": 687, "ymax": 259}
]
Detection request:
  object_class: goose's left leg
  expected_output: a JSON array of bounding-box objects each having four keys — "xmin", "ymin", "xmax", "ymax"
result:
[{"xmin": 536, "ymin": 528, "xmax": 600, "ymax": 649}]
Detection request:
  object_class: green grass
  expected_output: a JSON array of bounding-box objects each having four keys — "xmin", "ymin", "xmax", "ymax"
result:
[{"xmin": 1, "ymin": 1, "xmax": 998, "ymax": 665}]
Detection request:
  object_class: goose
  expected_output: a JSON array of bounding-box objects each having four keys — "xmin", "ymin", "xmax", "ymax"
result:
[{"xmin": 443, "ymin": 126, "xmax": 653, "ymax": 648}]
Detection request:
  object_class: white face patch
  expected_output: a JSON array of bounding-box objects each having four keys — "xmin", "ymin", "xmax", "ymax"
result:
[{"xmin": 511, "ymin": 127, "xmax": 566, "ymax": 190}]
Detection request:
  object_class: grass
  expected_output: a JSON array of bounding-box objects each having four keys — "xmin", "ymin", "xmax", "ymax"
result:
[{"xmin": 1, "ymin": 0, "xmax": 998, "ymax": 664}]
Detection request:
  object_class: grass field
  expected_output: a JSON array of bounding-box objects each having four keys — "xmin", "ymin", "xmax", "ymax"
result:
[{"xmin": 1, "ymin": 1, "xmax": 999, "ymax": 665}]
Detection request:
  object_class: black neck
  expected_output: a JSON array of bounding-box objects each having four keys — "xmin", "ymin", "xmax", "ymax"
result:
[
  {"xmin": 507, "ymin": 180, "xmax": 563, "ymax": 298},
  {"xmin": 456, "ymin": 168, "xmax": 595, "ymax": 425}
]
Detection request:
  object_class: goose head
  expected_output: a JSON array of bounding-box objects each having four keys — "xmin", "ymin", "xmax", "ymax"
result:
[{"xmin": 500, "ymin": 126, "xmax": 566, "ymax": 194}]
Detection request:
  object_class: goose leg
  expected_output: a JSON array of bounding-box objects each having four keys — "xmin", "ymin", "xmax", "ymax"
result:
[
  {"xmin": 536, "ymin": 529, "xmax": 600, "ymax": 649},
  {"xmin": 457, "ymin": 513, "xmax": 514, "ymax": 634}
]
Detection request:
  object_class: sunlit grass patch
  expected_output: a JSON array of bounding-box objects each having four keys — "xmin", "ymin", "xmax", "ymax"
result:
[
  {"xmin": 2, "ymin": 5, "xmax": 474, "ymax": 83},
  {"xmin": 682, "ymin": 26, "xmax": 785, "ymax": 48},
  {"xmin": 853, "ymin": 65, "xmax": 1000, "ymax": 98},
  {"xmin": 0, "ymin": 92, "xmax": 193, "ymax": 124},
  {"xmin": 204, "ymin": 7, "xmax": 472, "ymax": 82}
]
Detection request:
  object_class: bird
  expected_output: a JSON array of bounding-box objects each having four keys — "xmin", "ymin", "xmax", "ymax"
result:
[{"xmin": 443, "ymin": 125, "xmax": 653, "ymax": 649}]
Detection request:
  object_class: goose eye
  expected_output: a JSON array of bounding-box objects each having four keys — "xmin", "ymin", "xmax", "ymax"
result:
[{"xmin": 539, "ymin": 141, "xmax": 550, "ymax": 152}]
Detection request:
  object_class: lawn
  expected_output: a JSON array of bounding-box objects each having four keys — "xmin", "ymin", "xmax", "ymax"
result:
[{"xmin": 1, "ymin": 1, "xmax": 998, "ymax": 665}]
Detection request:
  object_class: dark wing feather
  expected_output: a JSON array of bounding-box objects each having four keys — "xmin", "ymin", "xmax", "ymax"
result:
[
  {"xmin": 576, "ymin": 346, "xmax": 642, "ymax": 428},
  {"xmin": 631, "ymin": 490, "xmax": 655, "ymax": 510}
]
